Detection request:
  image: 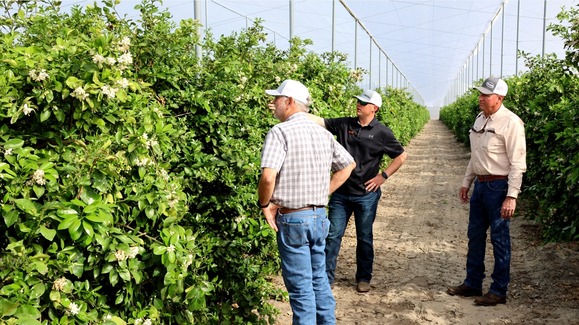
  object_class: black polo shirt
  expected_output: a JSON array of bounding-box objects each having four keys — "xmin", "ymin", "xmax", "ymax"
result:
[{"xmin": 324, "ymin": 117, "xmax": 405, "ymax": 195}]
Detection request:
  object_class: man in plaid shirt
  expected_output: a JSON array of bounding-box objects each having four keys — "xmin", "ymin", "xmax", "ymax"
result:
[{"xmin": 258, "ymin": 79, "xmax": 355, "ymax": 325}]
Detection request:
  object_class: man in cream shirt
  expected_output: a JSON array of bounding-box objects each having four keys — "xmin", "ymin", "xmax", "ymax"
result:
[{"xmin": 447, "ymin": 76, "xmax": 526, "ymax": 306}]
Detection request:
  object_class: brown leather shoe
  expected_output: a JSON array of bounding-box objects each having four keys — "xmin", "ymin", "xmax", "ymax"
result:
[
  {"xmin": 474, "ymin": 292, "xmax": 506, "ymax": 306},
  {"xmin": 356, "ymin": 281, "xmax": 371, "ymax": 293},
  {"xmin": 447, "ymin": 284, "xmax": 482, "ymax": 297}
]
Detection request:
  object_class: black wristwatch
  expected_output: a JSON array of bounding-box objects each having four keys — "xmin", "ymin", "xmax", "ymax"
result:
[
  {"xmin": 257, "ymin": 200, "xmax": 270, "ymax": 208},
  {"xmin": 381, "ymin": 171, "xmax": 389, "ymax": 180}
]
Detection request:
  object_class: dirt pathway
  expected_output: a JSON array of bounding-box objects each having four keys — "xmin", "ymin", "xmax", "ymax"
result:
[{"xmin": 273, "ymin": 119, "xmax": 579, "ymax": 325}]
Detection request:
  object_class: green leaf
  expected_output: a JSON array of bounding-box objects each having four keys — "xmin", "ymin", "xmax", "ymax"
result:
[
  {"xmin": 82, "ymin": 220, "xmax": 94, "ymax": 237},
  {"xmin": 70, "ymin": 261, "xmax": 84, "ymax": 278},
  {"xmin": 14, "ymin": 304, "xmax": 41, "ymax": 320},
  {"xmin": 29, "ymin": 283, "xmax": 46, "ymax": 300},
  {"xmin": 39, "ymin": 162, "xmax": 54, "ymax": 170},
  {"xmin": 58, "ymin": 215, "xmax": 79, "ymax": 230},
  {"xmin": 0, "ymin": 300, "xmax": 19, "ymax": 317},
  {"xmin": 39, "ymin": 225, "xmax": 56, "ymax": 241},
  {"xmin": 4, "ymin": 138, "xmax": 24, "ymax": 149},
  {"xmin": 57, "ymin": 208, "xmax": 79, "ymax": 218},
  {"xmin": 15, "ymin": 199, "xmax": 38, "ymax": 216},
  {"xmin": 85, "ymin": 214, "xmax": 102, "ymax": 223},
  {"xmin": 49, "ymin": 290, "xmax": 61, "ymax": 302},
  {"xmin": 4, "ymin": 210, "xmax": 19, "ymax": 227},
  {"xmin": 118, "ymin": 268, "xmax": 131, "ymax": 282},
  {"xmin": 32, "ymin": 261, "xmax": 48, "ymax": 275},
  {"xmin": 110, "ymin": 316, "xmax": 127, "ymax": 325},
  {"xmin": 145, "ymin": 207, "xmax": 155, "ymax": 219},
  {"xmin": 33, "ymin": 185, "xmax": 45, "ymax": 198},
  {"xmin": 153, "ymin": 246, "xmax": 167, "ymax": 255},
  {"xmin": 115, "ymin": 293, "xmax": 124, "ymax": 305},
  {"xmin": 65, "ymin": 76, "xmax": 82, "ymax": 89},
  {"xmin": 69, "ymin": 219, "xmax": 83, "ymax": 240},
  {"xmin": 109, "ymin": 270, "xmax": 119, "ymax": 286},
  {"xmin": 80, "ymin": 186, "xmax": 100, "ymax": 205},
  {"xmin": 70, "ymin": 199, "xmax": 86, "ymax": 207},
  {"xmin": 130, "ymin": 269, "xmax": 143, "ymax": 284},
  {"xmin": 40, "ymin": 109, "xmax": 51, "ymax": 122}
]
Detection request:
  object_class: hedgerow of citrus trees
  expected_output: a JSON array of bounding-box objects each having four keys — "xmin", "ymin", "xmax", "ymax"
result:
[
  {"xmin": 0, "ymin": 0, "xmax": 429, "ymax": 323},
  {"xmin": 440, "ymin": 5, "xmax": 579, "ymax": 242}
]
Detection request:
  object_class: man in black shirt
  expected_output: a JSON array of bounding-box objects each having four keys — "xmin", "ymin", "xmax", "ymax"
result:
[{"xmin": 308, "ymin": 89, "xmax": 407, "ymax": 292}]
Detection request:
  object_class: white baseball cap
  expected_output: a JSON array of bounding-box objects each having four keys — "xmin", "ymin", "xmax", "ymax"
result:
[
  {"xmin": 265, "ymin": 79, "xmax": 311, "ymax": 105},
  {"xmin": 474, "ymin": 77, "xmax": 508, "ymax": 96},
  {"xmin": 354, "ymin": 89, "xmax": 382, "ymax": 108}
]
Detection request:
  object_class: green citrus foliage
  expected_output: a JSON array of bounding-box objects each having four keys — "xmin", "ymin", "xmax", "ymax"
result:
[
  {"xmin": 0, "ymin": 0, "xmax": 429, "ymax": 323},
  {"xmin": 440, "ymin": 6, "xmax": 579, "ymax": 242}
]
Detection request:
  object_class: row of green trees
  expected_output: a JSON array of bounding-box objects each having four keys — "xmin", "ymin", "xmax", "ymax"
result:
[
  {"xmin": 0, "ymin": 0, "xmax": 429, "ymax": 323},
  {"xmin": 440, "ymin": 5, "xmax": 579, "ymax": 242}
]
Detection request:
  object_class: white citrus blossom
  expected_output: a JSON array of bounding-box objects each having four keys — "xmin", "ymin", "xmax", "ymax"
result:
[
  {"xmin": 71, "ymin": 87, "xmax": 89, "ymax": 100},
  {"xmin": 4, "ymin": 148, "xmax": 13, "ymax": 156},
  {"xmin": 106, "ymin": 57, "xmax": 117, "ymax": 65},
  {"xmin": 135, "ymin": 157, "xmax": 152, "ymax": 167},
  {"xmin": 32, "ymin": 169, "xmax": 46, "ymax": 186},
  {"xmin": 23, "ymin": 104, "xmax": 34, "ymax": 116},
  {"xmin": 69, "ymin": 302, "xmax": 80, "ymax": 315},
  {"xmin": 128, "ymin": 246, "xmax": 139, "ymax": 259},
  {"xmin": 116, "ymin": 78, "xmax": 130, "ymax": 89},
  {"xmin": 117, "ymin": 37, "xmax": 131, "ymax": 52},
  {"xmin": 158, "ymin": 168, "xmax": 169, "ymax": 181},
  {"xmin": 118, "ymin": 52, "xmax": 133, "ymax": 66},
  {"xmin": 92, "ymin": 54, "xmax": 106, "ymax": 64},
  {"xmin": 145, "ymin": 138, "xmax": 158, "ymax": 149},
  {"xmin": 52, "ymin": 277, "xmax": 68, "ymax": 291},
  {"xmin": 115, "ymin": 250, "xmax": 127, "ymax": 261},
  {"xmin": 28, "ymin": 69, "xmax": 49, "ymax": 82},
  {"xmin": 101, "ymin": 85, "xmax": 118, "ymax": 99}
]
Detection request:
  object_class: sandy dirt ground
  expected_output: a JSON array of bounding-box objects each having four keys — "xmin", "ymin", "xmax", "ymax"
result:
[{"xmin": 271, "ymin": 119, "xmax": 579, "ymax": 325}]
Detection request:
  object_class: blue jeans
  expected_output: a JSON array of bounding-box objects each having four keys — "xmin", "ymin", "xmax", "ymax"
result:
[
  {"xmin": 276, "ymin": 207, "xmax": 336, "ymax": 325},
  {"xmin": 464, "ymin": 179, "xmax": 510, "ymax": 297},
  {"xmin": 325, "ymin": 190, "xmax": 381, "ymax": 285}
]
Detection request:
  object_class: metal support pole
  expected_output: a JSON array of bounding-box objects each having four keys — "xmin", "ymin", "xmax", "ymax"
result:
[
  {"xmin": 289, "ymin": 0, "xmax": 294, "ymax": 42},
  {"xmin": 194, "ymin": 0, "xmax": 202, "ymax": 60},
  {"xmin": 516, "ymin": 0, "xmax": 520, "ymax": 74},
  {"xmin": 331, "ymin": 0, "xmax": 335, "ymax": 52},
  {"xmin": 490, "ymin": 23, "xmax": 493, "ymax": 76},
  {"xmin": 500, "ymin": 2, "xmax": 505, "ymax": 77},
  {"xmin": 482, "ymin": 34, "xmax": 486, "ymax": 77},
  {"xmin": 369, "ymin": 38, "xmax": 372, "ymax": 88},
  {"xmin": 354, "ymin": 22, "xmax": 358, "ymax": 68},
  {"xmin": 542, "ymin": 0, "xmax": 547, "ymax": 57}
]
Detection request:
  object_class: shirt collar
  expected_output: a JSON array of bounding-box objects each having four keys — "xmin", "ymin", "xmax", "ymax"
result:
[
  {"xmin": 489, "ymin": 104, "xmax": 506, "ymax": 121},
  {"xmin": 357, "ymin": 117, "xmax": 378, "ymax": 128},
  {"xmin": 286, "ymin": 112, "xmax": 307, "ymax": 121}
]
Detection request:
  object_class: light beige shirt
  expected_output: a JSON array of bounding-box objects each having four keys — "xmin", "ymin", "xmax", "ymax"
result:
[{"xmin": 462, "ymin": 105, "xmax": 527, "ymax": 198}]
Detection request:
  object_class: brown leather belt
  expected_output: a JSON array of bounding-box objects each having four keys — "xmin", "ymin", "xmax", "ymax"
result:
[
  {"xmin": 477, "ymin": 175, "xmax": 508, "ymax": 182},
  {"xmin": 278, "ymin": 205, "xmax": 325, "ymax": 214}
]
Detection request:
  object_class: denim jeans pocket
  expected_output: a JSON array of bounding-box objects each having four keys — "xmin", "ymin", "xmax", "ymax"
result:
[
  {"xmin": 487, "ymin": 180, "xmax": 508, "ymax": 192},
  {"xmin": 278, "ymin": 218, "xmax": 311, "ymax": 246}
]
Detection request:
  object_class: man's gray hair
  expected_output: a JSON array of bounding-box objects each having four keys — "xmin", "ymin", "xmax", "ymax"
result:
[{"xmin": 296, "ymin": 97, "xmax": 311, "ymax": 113}]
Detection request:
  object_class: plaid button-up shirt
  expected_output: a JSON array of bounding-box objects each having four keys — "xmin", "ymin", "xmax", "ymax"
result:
[{"xmin": 261, "ymin": 112, "xmax": 354, "ymax": 209}]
